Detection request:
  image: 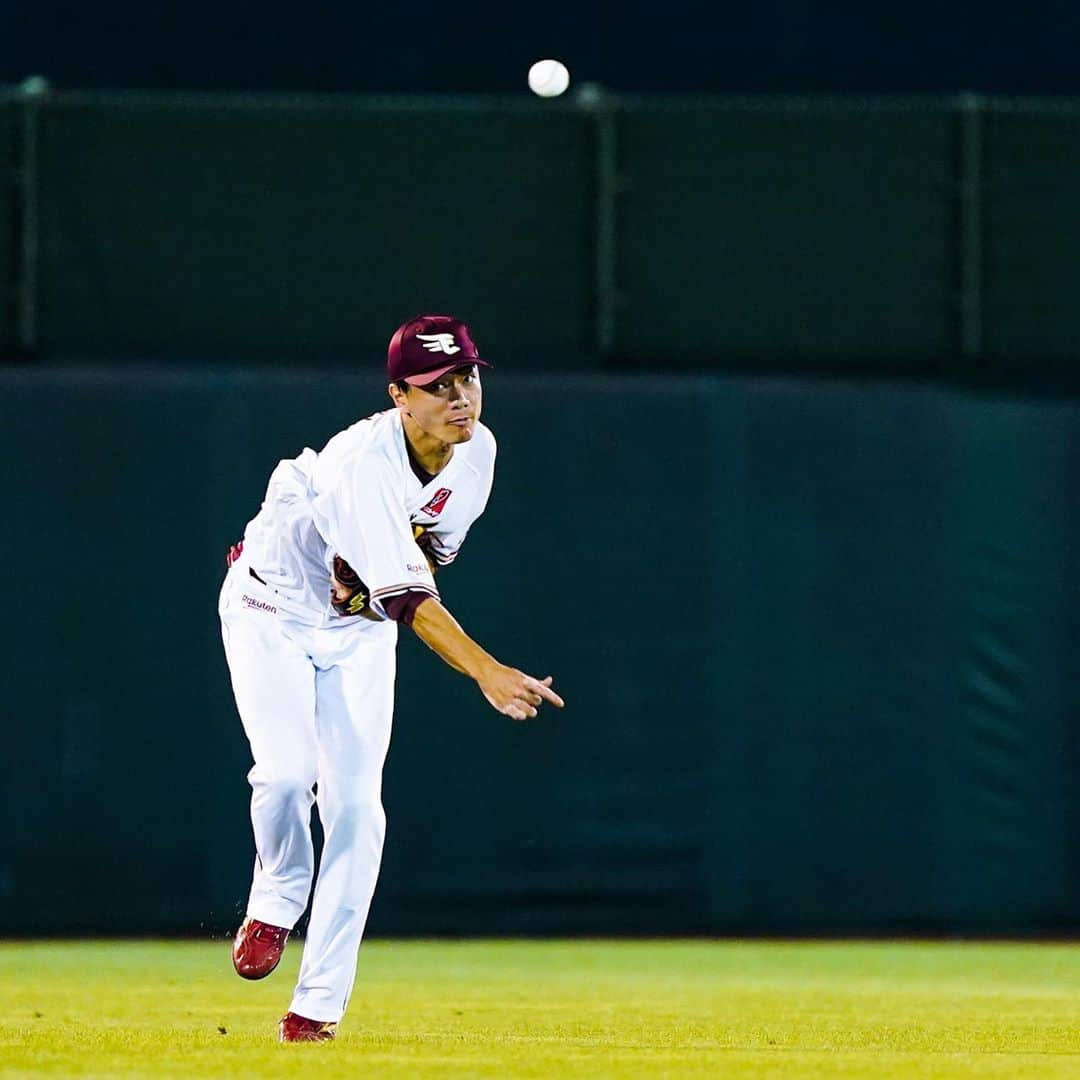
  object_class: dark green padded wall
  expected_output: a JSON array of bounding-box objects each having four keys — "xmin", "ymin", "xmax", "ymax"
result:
[
  {"xmin": 2, "ymin": 369, "xmax": 1078, "ymax": 935},
  {"xmin": 35, "ymin": 99, "xmax": 593, "ymax": 361},
  {"xmin": 0, "ymin": 102, "xmax": 12, "ymax": 350},
  {"xmin": 16, "ymin": 95, "xmax": 1080, "ymax": 370},
  {"xmin": 617, "ymin": 103, "xmax": 955, "ymax": 364},
  {"xmin": 982, "ymin": 106, "xmax": 1080, "ymax": 361}
]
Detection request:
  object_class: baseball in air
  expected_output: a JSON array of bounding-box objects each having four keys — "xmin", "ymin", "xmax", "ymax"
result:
[{"xmin": 528, "ymin": 59, "xmax": 570, "ymax": 98}]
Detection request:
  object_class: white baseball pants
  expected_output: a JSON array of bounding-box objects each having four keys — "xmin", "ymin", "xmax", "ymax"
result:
[{"xmin": 219, "ymin": 568, "xmax": 397, "ymax": 1023}]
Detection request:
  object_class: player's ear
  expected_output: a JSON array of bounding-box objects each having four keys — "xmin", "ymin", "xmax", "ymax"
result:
[{"xmin": 388, "ymin": 381, "xmax": 413, "ymax": 416}]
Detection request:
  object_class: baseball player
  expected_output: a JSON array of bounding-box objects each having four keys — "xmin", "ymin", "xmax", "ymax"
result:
[{"xmin": 219, "ymin": 315, "xmax": 564, "ymax": 1043}]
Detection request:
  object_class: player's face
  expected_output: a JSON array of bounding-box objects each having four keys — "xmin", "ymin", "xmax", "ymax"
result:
[{"xmin": 398, "ymin": 366, "xmax": 483, "ymax": 443}]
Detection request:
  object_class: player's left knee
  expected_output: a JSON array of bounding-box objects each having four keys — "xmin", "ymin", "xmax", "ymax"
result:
[{"xmin": 326, "ymin": 793, "xmax": 385, "ymax": 836}]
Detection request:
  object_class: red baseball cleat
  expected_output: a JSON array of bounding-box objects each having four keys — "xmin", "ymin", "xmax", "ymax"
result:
[
  {"xmin": 232, "ymin": 917, "xmax": 289, "ymax": 980},
  {"xmin": 279, "ymin": 1011, "xmax": 337, "ymax": 1043}
]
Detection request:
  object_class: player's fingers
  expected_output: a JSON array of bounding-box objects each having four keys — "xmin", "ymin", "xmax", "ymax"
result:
[
  {"xmin": 509, "ymin": 696, "xmax": 538, "ymax": 720},
  {"xmin": 529, "ymin": 678, "xmax": 565, "ymax": 708}
]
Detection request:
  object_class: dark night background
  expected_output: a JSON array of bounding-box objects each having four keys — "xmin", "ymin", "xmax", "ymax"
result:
[{"xmin": 3, "ymin": 2, "xmax": 1080, "ymax": 95}]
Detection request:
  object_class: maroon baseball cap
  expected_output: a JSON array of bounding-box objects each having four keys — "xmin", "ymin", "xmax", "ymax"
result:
[{"xmin": 387, "ymin": 314, "xmax": 491, "ymax": 386}]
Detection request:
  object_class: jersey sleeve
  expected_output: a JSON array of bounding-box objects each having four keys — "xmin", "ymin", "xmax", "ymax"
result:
[{"xmin": 314, "ymin": 455, "xmax": 439, "ymax": 619}]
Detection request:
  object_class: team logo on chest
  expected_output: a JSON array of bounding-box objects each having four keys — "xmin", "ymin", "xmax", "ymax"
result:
[{"xmin": 421, "ymin": 487, "xmax": 453, "ymax": 516}]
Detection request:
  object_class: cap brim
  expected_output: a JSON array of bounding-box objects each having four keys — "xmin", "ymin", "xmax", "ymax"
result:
[{"xmin": 404, "ymin": 358, "xmax": 491, "ymax": 387}]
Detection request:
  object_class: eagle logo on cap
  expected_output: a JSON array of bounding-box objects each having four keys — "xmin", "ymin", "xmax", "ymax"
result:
[{"xmin": 416, "ymin": 333, "xmax": 461, "ymax": 356}]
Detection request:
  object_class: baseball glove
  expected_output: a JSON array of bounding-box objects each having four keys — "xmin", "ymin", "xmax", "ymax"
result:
[{"xmin": 330, "ymin": 554, "xmax": 371, "ymax": 616}]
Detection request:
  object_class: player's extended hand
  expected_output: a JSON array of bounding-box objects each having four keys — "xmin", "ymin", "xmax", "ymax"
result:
[{"xmin": 477, "ymin": 665, "xmax": 565, "ymax": 721}]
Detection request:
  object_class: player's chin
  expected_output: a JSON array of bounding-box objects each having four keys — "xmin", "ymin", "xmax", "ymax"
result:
[{"xmin": 445, "ymin": 419, "xmax": 475, "ymax": 441}]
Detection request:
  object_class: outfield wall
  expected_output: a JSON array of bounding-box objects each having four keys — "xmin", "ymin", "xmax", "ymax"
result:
[
  {"xmin": 0, "ymin": 102, "xmax": 14, "ymax": 349},
  {"xmin": 4, "ymin": 93, "xmax": 1080, "ymax": 373},
  {"xmin": 3, "ymin": 368, "xmax": 1078, "ymax": 935}
]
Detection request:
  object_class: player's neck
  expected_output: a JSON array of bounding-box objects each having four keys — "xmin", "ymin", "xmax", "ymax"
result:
[{"xmin": 401, "ymin": 412, "xmax": 454, "ymax": 476}]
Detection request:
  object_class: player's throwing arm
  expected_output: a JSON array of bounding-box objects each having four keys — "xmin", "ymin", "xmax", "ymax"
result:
[{"xmin": 410, "ymin": 597, "xmax": 565, "ymax": 720}]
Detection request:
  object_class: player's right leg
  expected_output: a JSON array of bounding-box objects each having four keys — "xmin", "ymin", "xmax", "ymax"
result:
[
  {"xmin": 287, "ymin": 624, "xmax": 397, "ymax": 1024},
  {"xmin": 219, "ymin": 576, "xmax": 319, "ymax": 934}
]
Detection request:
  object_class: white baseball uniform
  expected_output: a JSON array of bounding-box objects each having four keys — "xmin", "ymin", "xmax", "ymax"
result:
[{"xmin": 219, "ymin": 406, "xmax": 496, "ymax": 1022}]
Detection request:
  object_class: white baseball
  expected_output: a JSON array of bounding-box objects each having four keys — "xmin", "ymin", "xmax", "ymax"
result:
[{"xmin": 527, "ymin": 59, "xmax": 570, "ymax": 98}]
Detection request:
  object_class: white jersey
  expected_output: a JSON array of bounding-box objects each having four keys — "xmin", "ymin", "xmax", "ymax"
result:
[{"xmin": 239, "ymin": 408, "xmax": 496, "ymax": 627}]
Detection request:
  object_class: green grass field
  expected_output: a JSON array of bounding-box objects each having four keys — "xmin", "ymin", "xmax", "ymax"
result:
[{"xmin": 0, "ymin": 939, "xmax": 1077, "ymax": 1078}]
